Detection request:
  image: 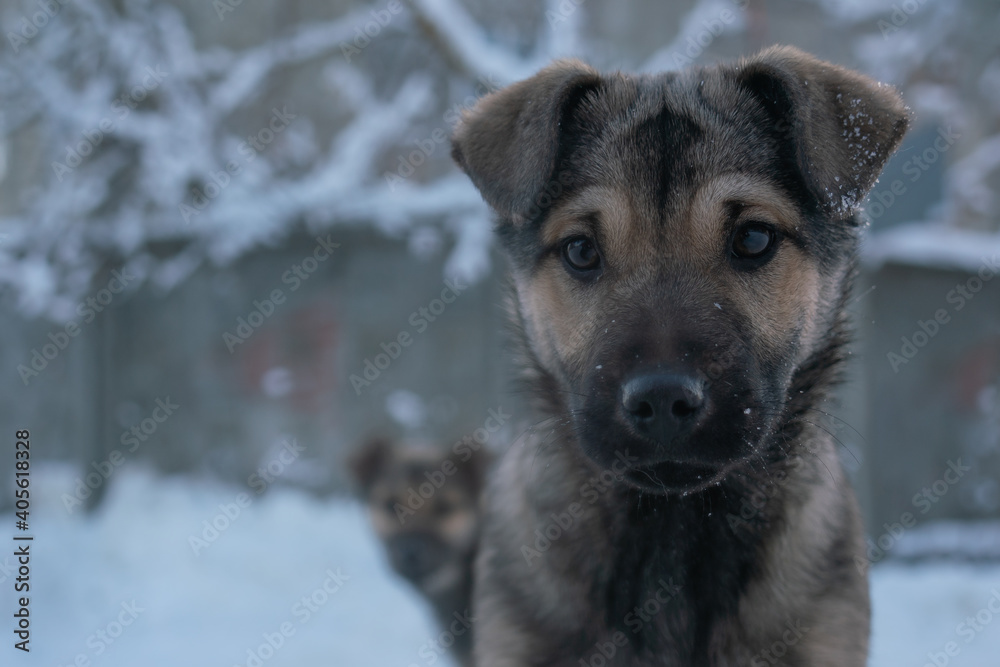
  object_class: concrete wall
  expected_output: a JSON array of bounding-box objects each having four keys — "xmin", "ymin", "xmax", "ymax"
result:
[
  {"xmin": 2, "ymin": 230, "xmax": 521, "ymax": 509},
  {"xmin": 861, "ymin": 262, "xmax": 1000, "ymax": 531}
]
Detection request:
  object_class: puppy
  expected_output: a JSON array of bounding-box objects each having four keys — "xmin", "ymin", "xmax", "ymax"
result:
[
  {"xmin": 349, "ymin": 437, "xmax": 491, "ymax": 666},
  {"xmin": 450, "ymin": 46, "xmax": 908, "ymax": 666}
]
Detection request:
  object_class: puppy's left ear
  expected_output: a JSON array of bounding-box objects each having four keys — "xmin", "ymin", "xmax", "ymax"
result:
[
  {"xmin": 733, "ymin": 45, "xmax": 910, "ymax": 217},
  {"xmin": 451, "ymin": 59, "xmax": 602, "ymax": 225}
]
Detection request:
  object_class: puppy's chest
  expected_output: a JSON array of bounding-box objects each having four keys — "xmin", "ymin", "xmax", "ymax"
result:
[{"xmin": 544, "ymin": 499, "xmax": 765, "ymax": 665}]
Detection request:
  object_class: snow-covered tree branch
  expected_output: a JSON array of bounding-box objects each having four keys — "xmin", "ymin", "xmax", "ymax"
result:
[{"xmin": 1, "ymin": 0, "xmax": 994, "ymax": 321}]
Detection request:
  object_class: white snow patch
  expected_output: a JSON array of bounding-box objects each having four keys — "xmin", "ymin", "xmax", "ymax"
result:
[
  {"xmin": 870, "ymin": 561, "xmax": 1000, "ymax": 667},
  {"xmin": 888, "ymin": 519, "xmax": 1000, "ymax": 562},
  {"xmin": 862, "ymin": 222, "xmax": 1000, "ymax": 273},
  {"xmin": 15, "ymin": 463, "xmax": 447, "ymax": 667},
  {"xmin": 387, "ymin": 389, "xmax": 429, "ymax": 430}
]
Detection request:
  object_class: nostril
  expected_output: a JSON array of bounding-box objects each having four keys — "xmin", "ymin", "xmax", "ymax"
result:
[
  {"xmin": 633, "ymin": 401, "xmax": 654, "ymax": 420},
  {"xmin": 671, "ymin": 399, "xmax": 697, "ymax": 419}
]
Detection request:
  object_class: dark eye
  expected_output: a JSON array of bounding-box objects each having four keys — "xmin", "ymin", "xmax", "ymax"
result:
[
  {"xmin": 731, "ymin": 223, "xmax": 776, "ymax": 261},
  {"xmin": 562, "ymin": 237, "xmax": 601, "ymax": 274}
]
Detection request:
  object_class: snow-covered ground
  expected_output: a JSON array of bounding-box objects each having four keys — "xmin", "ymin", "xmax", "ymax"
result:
[{"xmin": 6, "ymin": 464, "xmax": 1000, "ymax": 667}]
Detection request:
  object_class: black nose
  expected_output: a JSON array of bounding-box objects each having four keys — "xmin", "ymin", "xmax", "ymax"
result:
[
  {"xmin": 621, "ymin": 373, "xmax": 706, "ymax": 443},
  {"xmin": 389, "ymin": 534, "xmax": 433, "ymax": 580}
]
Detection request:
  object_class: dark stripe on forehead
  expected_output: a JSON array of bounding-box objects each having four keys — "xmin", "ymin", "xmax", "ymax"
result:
[{"xmin": 626, "ymin": 100, "xmax": 703, "ymax": 216}]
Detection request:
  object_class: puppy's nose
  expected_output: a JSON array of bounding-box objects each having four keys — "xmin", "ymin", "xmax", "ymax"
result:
[
  {"xmin": 389, "ymin": 534, "xmax": 432, "ymax": 579},
  {"xmin": 621, "ymin": 373, "xmax": 706, "ymax": 443},
  {"xmin": 398, "ymin": 543, "xmax": 424, "ymax": 572}
]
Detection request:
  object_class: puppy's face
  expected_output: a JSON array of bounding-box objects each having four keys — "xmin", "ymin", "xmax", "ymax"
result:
[
  {"xmin": 452, "ymin": 47, "xmax": 908, "ymax": 493},
  {"xmin": 349, "ymin": 438, "xmax": 488, "ymax": 593}
]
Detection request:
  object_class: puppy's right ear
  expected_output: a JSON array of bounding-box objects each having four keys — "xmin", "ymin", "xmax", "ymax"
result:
[
  {"xmin": 347, "ymin": 437, "xmax": 391, "ymax": 494},
  {"xmin": 451, "ymin": 60, "xmax": 601, "ymax": 225},
  {"xmin": 733, "ymin": 46, "xmax": 909, "ymax": 218}
]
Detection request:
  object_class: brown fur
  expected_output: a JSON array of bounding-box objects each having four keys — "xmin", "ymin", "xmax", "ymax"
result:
[
  {"xmin": 349, "ymin": 437, "xmax": 491, "ymax": 667},
  {"xmin": 451, "ymin": 46, "xmax": 908, "ymax": 666}
]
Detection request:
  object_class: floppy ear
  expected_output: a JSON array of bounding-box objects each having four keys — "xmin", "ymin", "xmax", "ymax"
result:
[
  {"xmin": 347, "ymin": 437, "xmax": 392, "ymax": 494},
  {"xmin": 734, "ymin": 45, "xmax": 909, "ymax": 217},
  {"xmin": 451, "ymin": 59, "xmax": 602, "ymax": 225}
]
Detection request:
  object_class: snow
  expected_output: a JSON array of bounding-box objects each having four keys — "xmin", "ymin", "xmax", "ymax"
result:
[
  {"xmin": 9, "ymin": 463, "xmax": 1000, "ymax": 666},
  {"xmin": 862, "ymin": 222, "xmax": 1000, "ymax": 273},
  {"xmin": 386, "ymin": 389, "xmax": 430, "ymax": 430},
  {"xmin": 640, "ymin": 0, "xmax": 747, "ymax": 74},
  {"xmin": 12, "ymin": 463, "xmax": 443, "ymax": 667},
  {"xmin": 947, "ymin": 133, "xmax": 1000, "ymax": 220},
  {"xmin": 871, "ymin": 564, "xmax": 1000, "ymax": 667},
  {"xmin": 888, "ymin": 520, "xmax": 1000, "ymax": 562},
  {"xmin": 0, "ymin": 0, "xmax": 498, "ymax": 320},
  {"xmin": 405, "ymin": 0, "xmax": 542, "ymax": 83}
]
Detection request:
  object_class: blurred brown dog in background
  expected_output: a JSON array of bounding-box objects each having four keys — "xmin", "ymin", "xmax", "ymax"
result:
[{"xmin": 349, "ymin": 436, "xmax": 491, "ymax": 667}]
